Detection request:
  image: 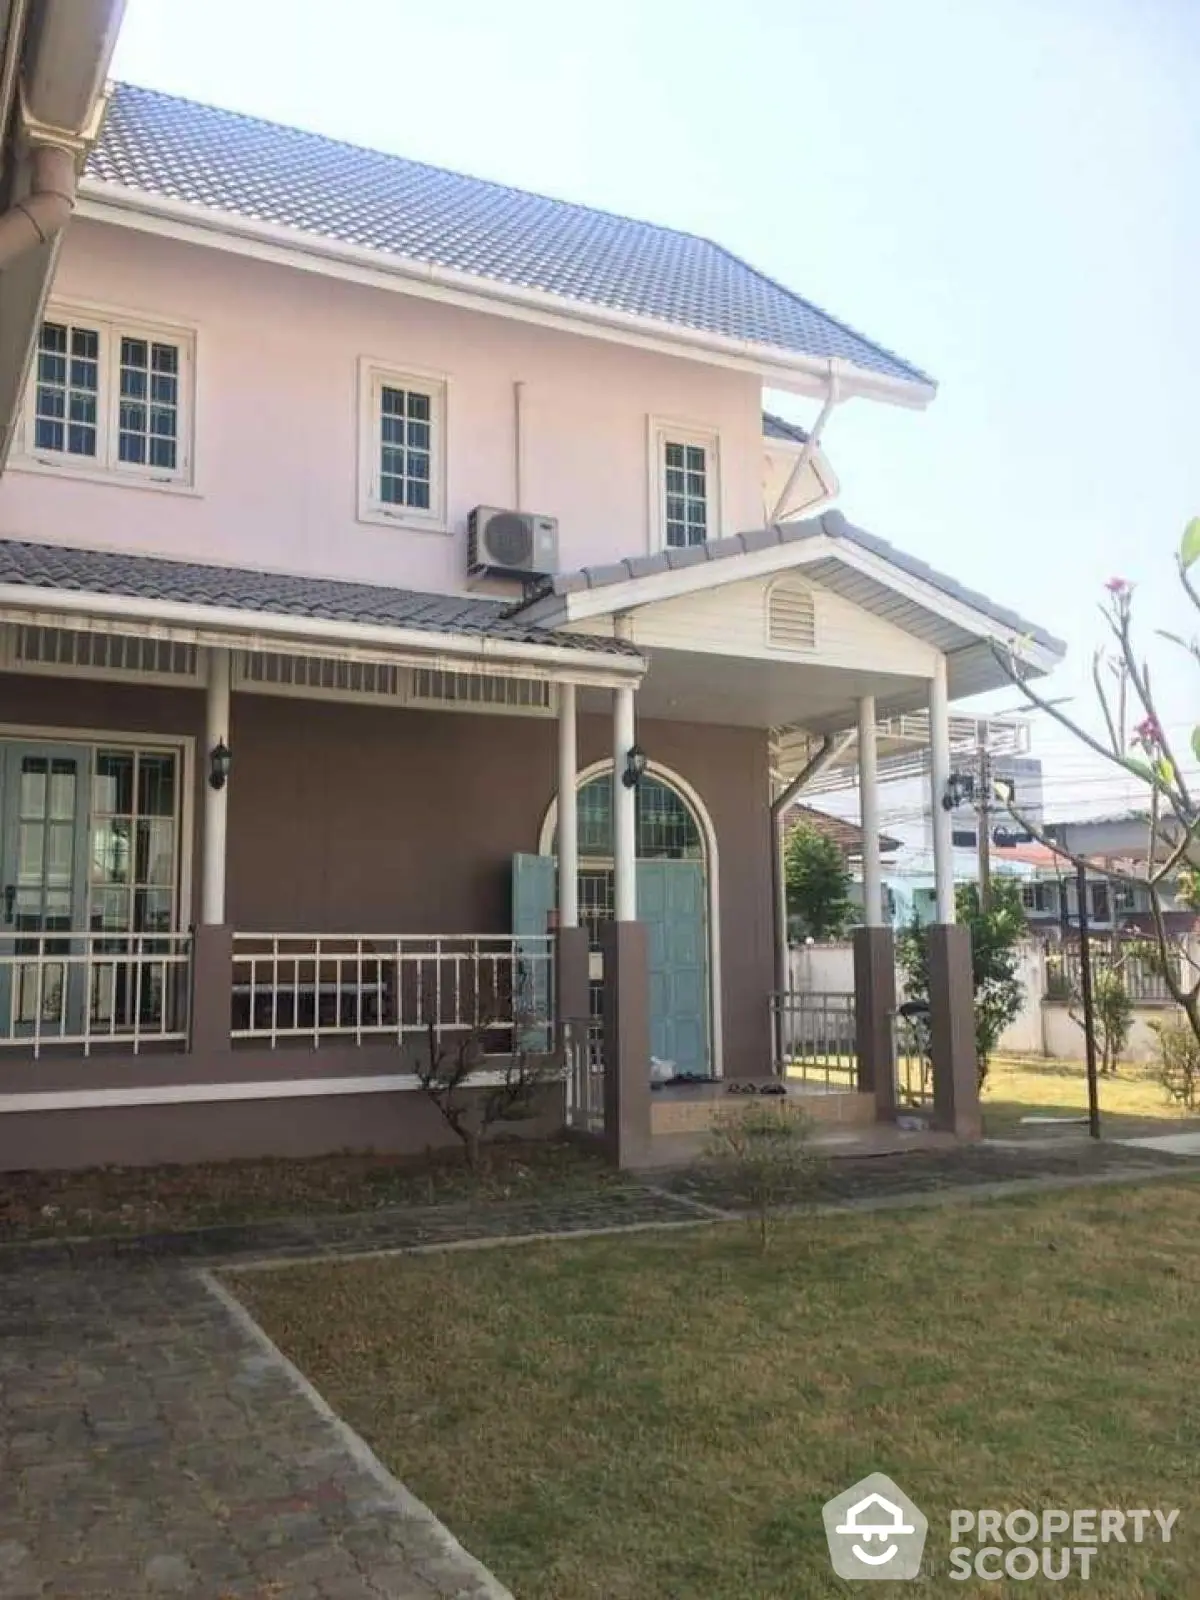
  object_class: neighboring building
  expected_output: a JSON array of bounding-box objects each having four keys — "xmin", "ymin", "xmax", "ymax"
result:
[
  {"xmin": 1006, "ymin": 815, "xmax": 1200, "ymax": 938},
  {"xmin": 0, "ymin": 82, "xmax": 1065, "ymax": 1169},
  {"xmin": 783, "ymin": 804, "xmax": 901, "ymax": 863}
]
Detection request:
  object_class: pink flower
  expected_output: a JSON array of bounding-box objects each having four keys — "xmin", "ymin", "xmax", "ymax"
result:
[
  {"xmin": 1105, "ymin": 576, "xmax": 1129, "ymax": 593},
  {"xmin": 1134, "ymin": 715, "xmax": 1163, "ymax": 746}
]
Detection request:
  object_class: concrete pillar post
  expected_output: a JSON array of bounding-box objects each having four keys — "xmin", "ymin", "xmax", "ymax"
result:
[
  {"xmin": 927, "ymin": 922, "xmax": 981, "ymax": 1138},
  {"xmin": 613, "ymin": 686, "xmax": 637, "ymax": 922},
  {"xmin": 557, "ymin": 683, "xmax": 579, "ymax": 929},
  {"xmin": 190, "ymin": 922, "xmax": 232, "ymax": 1059},
  {"xmin": 853, "ymin": 925, "xmax": 897, "ymax": 1119},
  {"xmin": 857, "ymin": 695, "xmax": 883, "ymax": 927},
  {"xmin": 202, "ymin": 646, "xmax": 231, "ymax": 926},
  {"xmin": 928, "ymin": 655, "xmax": 955, "ymax": 925},
  {"xmin": 599, "ymin": 920, "xmax": 651, "ymax": 1167}
]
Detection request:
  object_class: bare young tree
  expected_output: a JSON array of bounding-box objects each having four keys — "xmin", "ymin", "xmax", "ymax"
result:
[
  {"xmin": 995, "ymin": 518, "xmax": 1200, "ymax": 1045},
  {"xmin": 415, "ymin": 1011, "xmax": 560, "ymax": 1172}
]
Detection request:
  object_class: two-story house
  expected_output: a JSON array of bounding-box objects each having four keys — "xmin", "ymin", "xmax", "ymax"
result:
[{"xmin": 0, "ymin": 80, "xmax": 1064, "ymax": 1171}]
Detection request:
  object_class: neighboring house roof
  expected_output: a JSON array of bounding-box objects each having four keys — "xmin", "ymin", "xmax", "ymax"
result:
[
  {"xmin": 84, "ymin": 84, "xmax": 932, "ymax": 394},
  {"xmin": 763, "ymin": 412, "xmax": 810, "ymax": 444},
  {"xmin": 0, "ymin": 539, "xmax": 640, "ymax": 658},
  {"xmin": 785, "ymin": 803, "xmax": 901, "ymax": 857}
]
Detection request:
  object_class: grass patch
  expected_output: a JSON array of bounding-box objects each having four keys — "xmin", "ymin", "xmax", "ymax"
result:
[
  {"xmin": 983, "ymin": 1055, "xmax": 1198, "ymax": 1139},
  {"xmin": 232, "ymin": 1181, "xmax": 1200, "ymax": 1598},
  {"xmin": 0, "ymin": 1139, "xmax": 622, "ymax": 1242}
]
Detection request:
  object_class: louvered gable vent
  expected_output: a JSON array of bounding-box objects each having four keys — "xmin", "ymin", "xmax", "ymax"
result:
[{"xmin": 767, "ymin": 579, "xmax": 817, "ymax": 651}]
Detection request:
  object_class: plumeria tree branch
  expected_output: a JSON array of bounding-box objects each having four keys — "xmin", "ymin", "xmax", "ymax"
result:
[{"xmin": 993, "ymin": 518, "xmax": 1200, "ymax": 1052}]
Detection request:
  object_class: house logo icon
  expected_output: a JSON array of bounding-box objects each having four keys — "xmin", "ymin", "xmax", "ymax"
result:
[{"xmin": 823, "ymin": 1473, "xmax": 928, "ymax": 1580}]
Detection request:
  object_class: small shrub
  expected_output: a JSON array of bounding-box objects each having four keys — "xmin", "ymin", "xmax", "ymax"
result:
[
  {"xmin": 1152, "ymin": 1018, "xmax": 1200, "ymax": 1111},
  {"xmin": 704, "ymin": 1100, "xmax": 823, "ymax": 1253},
  {"xmin": 1045, "ymin": 961, "xmax": 1071, "ymax": 1003},
  {"xmin": 1092, "ymin": 969, "xmax": 1134, "ymax": 1076}
]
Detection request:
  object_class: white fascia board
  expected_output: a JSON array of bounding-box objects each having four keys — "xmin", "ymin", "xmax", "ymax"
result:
[
  {"xmin": 829, "ymin": 541, "xmax": 1064, "ymax": 676},
  {"xmin": 0, "ymin": 583, "xmax": 646, "ymax": 687},
  {"xmin": 76, "ymin": 182, "xmax": 936, "ymax": 410},
  {"xmin": 536, "ymin": 537, "xmax": 843, "ymax": 625}
]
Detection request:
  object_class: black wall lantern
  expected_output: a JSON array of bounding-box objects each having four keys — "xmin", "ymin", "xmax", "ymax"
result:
[
  {"xmin": 208, "ymin": 740, "xmax": 232, "ymax": 791},
  {"xmin": 622, "ymin": 743, "xmax": 648, "ymax": 790}
]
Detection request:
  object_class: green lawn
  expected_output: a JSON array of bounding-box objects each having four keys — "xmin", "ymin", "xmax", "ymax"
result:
[
  {"xmin": 983, "ymin": 1055, "xmax": 1198, "ymax": 1140},
  {"xmin": 232, "ymin": 1180, "xmax": 1200, "ymax": 1599}
]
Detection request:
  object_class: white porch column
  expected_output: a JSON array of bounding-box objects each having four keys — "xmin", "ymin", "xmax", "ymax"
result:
[
  {"xmin": 857, "ymin": 694, "xmax": 883, "ymax": 927},
  {"xmin": 202, "ymin": 646, "xmax": 231, "ymax": 925},
  {"xmin": 613, "ymin": 685, "xmax": 637, "ymax": 921},
  {"xmin": 557, "ymin": 682, "xmax": 579, "ymax": 928},
  {"xmin": 928, "ymin": 653, "xmax": 956, "ymax": 923}
]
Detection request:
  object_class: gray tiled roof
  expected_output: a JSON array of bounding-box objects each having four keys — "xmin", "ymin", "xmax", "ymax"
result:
[
  {"xmin": 0, "ymin": 540, "xmax": 640, "ymax": 656},
  {"xmin": 85, "ymin": 84, "xmax": 933, "ymax": 390},
  {"xmin": 521, "ymin": 509, "xmax": 1066, "ymax": 656},
  {"xmin": 763, "ymin": 412, "xmax": 810, "ymax": 443}
]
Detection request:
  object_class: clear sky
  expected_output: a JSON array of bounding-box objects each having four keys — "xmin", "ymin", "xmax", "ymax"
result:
[{"xmin": 110, "ymin": 0, "xmax": 1200, "ymax": 821}]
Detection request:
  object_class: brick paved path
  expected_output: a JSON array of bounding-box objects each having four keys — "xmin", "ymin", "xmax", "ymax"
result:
[{"xmin": 0, "ymin": 1264, "xmax": 506, "ymax": 1599}]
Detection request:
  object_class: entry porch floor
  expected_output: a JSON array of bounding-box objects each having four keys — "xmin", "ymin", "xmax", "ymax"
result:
[{"xmin": 641, "ymin": 1075, "xmax": 949, "ymax": 1167}]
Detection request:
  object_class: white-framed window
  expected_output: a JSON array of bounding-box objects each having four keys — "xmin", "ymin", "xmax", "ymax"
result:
[
  {"xmin": 20, "ymin": 306, "xmax": 194, "ymax": 486},
  {"xmin": 649, "ymin": 420, "xmax": 720, "ymax": 550},
  {"xmin": 358, "ymin": 360, "xmax": 447, "ymax": 529}
]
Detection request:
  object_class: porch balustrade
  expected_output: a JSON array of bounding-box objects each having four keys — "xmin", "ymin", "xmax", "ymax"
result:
[
  {"xmin": 563, "ymin": 1016, "xmax": 605, "ymax": 1133},
  {"xmin": 229, "ymin": 932, "xmax": 556, "ymax": 1051},
  {"xmin": 769, "ymin": 989, "xmax": 858, "ymax": 1088},
  {"xmin": 0, "ymin": 930, "xmax": 191, "ymax": 1056}
]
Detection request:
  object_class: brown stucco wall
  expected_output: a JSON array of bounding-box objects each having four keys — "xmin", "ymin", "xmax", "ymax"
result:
[
  {"xmin": 0, "ymin": 1085, "xmax": 567, "ymax": 1171},
  {"xmin": 0, "ymin": 673, "xmax": 774, "ymax": 1164}
]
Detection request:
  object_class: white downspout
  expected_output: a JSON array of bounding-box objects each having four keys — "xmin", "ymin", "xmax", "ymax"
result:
[{"xmin": 767, "ymin": 360, "xmax": 843, "ymax": 525}]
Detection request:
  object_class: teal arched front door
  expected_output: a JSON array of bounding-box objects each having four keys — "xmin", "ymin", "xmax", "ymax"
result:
[{"xmin": 516, "ymin": 770, "xmax": 711, "ymax": 1078}]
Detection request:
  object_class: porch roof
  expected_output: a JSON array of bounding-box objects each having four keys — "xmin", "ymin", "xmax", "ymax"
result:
[
  {"xmin": 0, "ymin": 539, "xmax": 644, "ymax": 681},
  {"xmin": 518, "ymin": 508, "xmax": 1064, "ymax": 664}
]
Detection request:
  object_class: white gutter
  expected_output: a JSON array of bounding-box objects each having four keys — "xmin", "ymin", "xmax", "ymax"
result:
[
  {"xmin": 75, "ymin": 181, "xmax": 937, "ymax": 410},
  {"xmin": 770, "ymin": 730, "xmax": 856, "ymax": 994},
  {"xmin": 766, "ymin": 365, "xmax": 841, "ymax": 524},
  {"xmin": 0, "ymin": 582, "xmax": 647, "ymax": 686}
]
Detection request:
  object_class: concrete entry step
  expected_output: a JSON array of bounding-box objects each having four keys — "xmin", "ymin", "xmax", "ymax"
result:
[
  {"xmin": 634, "ymin": 1120, "xmax": 958, "ymax": 1171},
  {"xmin": 649, "ymin": 1079, "xmax": 876, "ymax": 1138}
]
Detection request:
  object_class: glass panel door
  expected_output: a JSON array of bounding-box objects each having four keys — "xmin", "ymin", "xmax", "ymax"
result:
[
  {"xmin": 0, "ymin": 744, "xmax": 90, "ymax": 1037},
  {"xmin": 88, "ymin": 747, "xmax": 179, "ymax": 1032}
]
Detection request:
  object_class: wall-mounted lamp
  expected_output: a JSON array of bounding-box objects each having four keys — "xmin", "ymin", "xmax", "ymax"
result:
[
  {"xmin": 208, "ymin": 740, "xmax": 232, "ymax": 791},
  {"xmin": 622, "ymin": 743, "xmax": 648, "ymax": 789}
]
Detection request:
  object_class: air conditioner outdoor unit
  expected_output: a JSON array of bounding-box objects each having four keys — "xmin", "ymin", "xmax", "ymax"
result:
[{"xmin": 468, "ymin": 506, "xmax": 559, "ymax": 579}]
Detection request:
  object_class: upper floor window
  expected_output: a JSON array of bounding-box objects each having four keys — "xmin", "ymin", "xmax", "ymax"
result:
[
  {"xmin": 23, "ymin": 308, "xmax": 194, "ymax": 486},
  {"xmin": 358, "ymin": 360, "xmax": 446, "ymax": 529},
  {"xmin": 650, "ymin": 420, "xmax": 720, "ymax": 550}
]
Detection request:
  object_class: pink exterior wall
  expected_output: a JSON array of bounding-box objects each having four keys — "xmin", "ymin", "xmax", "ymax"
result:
[{"xmin": 0, "ymin": 220, "xmax": 765, "ymax": 593}]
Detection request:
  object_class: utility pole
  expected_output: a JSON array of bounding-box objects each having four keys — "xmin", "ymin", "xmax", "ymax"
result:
[
  {"xmin": 1076, "ymin": 860, "xmax": 1102, "ymax": 1140},
  {"xmin": 976, "ymin": 726, "xmax": 992, "ymax": 912}
]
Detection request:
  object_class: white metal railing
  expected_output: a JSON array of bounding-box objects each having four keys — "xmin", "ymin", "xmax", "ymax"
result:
[
  {"xmin": 564, "ymin": 1017, "xmax": 605, "ymax": 1134},
  {"xmin": 892, "ymin": 1004, "xmax": 935, "ymax": 1110},
  {"xmin": 770, "ymin": 990, "xmax": 858, "ymax": 1088},
  {"xmin": 230, "ymin": 933, "xmax": 555, "ymax": 1049},
  {"xmin": 0, "ymin": 931, "xmax": 191, "ymax": 1056}
]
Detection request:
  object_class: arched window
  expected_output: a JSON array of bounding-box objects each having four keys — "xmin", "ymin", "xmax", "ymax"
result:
[{"xmin": 564, "ymin": 772, "xmax": 704, "ymax": 861}]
